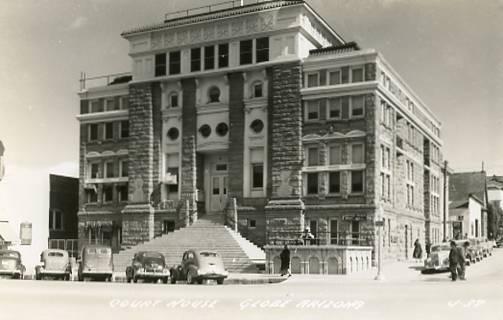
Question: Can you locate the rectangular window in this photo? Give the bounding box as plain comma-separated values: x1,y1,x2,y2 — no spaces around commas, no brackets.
118,184,128,202
155,53,167,77
351,95,365,117
307,147,319,166
103,185,113,203
89,124,99,141
250,148,264,190
329,145,342,165
105,98,117,111
104,122,114,140
386,174,391,199
329,70,341,85
120,160,128,177
218,43,229,68
240,39,253,65
166,153,179,193
351,67,364,82
307,73,319,88
204,46,215,70
306,100,319,120
248,219,257,228
386,148,391,169
120,96,129,110
351,144,364,164
253,83,263,98
328,98,341,119
191,48,201,72
351,170,364,193
90,100,102,113
169,51,181,75
329,172,341,194
90,163,100,179
307,173,319,195
120,120,129,138
105,161,114,178
87,189,98,203
256,37,269,63
170,93,179,108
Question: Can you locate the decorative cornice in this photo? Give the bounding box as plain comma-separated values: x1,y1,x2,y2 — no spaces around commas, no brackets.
76,110,129,124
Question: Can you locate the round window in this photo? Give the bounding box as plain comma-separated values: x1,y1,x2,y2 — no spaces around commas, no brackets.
216,123,229,137
167,127,179,140
208,86,220,103
250,119,264,134
199,124,211,138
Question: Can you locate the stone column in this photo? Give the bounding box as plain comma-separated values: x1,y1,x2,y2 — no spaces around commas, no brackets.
265,62,305,244
228,72,245,201
122,83,155,245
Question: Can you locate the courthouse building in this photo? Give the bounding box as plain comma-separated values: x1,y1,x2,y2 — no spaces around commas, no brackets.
77,0,446,262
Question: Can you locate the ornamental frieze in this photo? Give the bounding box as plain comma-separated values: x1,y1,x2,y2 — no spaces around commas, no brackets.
147,13,276,51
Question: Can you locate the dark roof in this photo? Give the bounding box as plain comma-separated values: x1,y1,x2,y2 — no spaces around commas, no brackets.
309,41,360,56
449,171,487,205
108,75,132,85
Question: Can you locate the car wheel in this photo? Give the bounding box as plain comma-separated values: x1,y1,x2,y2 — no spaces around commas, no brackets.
163,277,168,284
133,277,138,283
217,278,224,285
197,278,203,285
170,275,177,284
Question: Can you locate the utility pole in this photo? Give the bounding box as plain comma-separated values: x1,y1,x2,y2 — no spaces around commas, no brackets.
375,206,385,281
443,160,448,242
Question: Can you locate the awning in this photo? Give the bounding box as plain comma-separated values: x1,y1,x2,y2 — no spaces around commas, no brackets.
0,221,18,243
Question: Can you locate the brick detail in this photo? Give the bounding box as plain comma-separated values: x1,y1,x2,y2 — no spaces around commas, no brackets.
127,83,154,203
270,62,303,198
122,204,154,245
364,94,377,205
228,72,245,201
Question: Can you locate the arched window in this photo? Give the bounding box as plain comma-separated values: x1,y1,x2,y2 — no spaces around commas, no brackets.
168,91,179,108
251,81,263,98
208,86,220,103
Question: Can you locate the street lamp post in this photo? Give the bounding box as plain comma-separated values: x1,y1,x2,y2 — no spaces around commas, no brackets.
375,206,385,281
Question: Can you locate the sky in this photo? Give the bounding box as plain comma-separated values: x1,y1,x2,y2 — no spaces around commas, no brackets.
0,0,502,260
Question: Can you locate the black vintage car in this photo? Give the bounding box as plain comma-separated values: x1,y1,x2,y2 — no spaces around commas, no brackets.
126,251,169,284
0,250,25,279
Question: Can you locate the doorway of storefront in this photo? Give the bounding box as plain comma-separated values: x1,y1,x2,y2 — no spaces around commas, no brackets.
204,153,228,214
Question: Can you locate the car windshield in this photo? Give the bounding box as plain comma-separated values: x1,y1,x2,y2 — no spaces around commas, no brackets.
0,257,17,269
48,252,65,257
143,252,163,259
0,251,19,259
85,247,111,255
200,252,218,257
431,245,450,252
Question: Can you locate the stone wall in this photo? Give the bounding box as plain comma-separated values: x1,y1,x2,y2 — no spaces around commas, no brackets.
228,72,245,201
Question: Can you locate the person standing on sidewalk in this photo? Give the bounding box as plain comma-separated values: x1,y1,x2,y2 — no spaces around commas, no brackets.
457,241,469,280
448,240,463,281
413,239,423,262
279,244,292,277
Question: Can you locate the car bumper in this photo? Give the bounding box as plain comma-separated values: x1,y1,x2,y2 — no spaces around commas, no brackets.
0,270,22,278
81,270,113,277
136,271,169,278
197,272,228,279
38,269,71,276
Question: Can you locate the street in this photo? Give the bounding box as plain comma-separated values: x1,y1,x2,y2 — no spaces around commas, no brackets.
1,249,502,320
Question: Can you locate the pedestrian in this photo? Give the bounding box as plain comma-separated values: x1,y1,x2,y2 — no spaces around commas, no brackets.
448,240,462,281
425,240,432,258
279,244,291,277
413,239,423,262
301,227,315,245
458,241,469,280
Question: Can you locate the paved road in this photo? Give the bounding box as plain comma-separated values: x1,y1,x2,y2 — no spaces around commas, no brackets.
1,249,502,320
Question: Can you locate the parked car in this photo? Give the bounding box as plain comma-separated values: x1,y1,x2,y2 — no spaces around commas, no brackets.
496,238,503,248
468,239,484,261
422,243,451,273
170,250,228,285
0,250,25,279
78,245,113,282
480,238,493,257
35,249,72,280
126,251,169,284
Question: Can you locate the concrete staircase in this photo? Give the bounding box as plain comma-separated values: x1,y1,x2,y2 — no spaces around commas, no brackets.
113,215,265,273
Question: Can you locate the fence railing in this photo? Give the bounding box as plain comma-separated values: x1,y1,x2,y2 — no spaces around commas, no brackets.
164,0,264,21
79,72,132,91
267,231,373,246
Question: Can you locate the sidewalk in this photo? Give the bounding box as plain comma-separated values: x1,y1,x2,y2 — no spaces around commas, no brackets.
112,272,286,285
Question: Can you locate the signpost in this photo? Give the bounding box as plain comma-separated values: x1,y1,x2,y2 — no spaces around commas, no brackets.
375,207,385,281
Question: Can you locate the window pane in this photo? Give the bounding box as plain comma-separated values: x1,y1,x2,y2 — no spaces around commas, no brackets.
252,164,263,189
240,40,253,65
352,68,363,82
218,43,229,68
91,163,100,179
191,48,201,72
307,74,318,87
170,94,178,108
204,46,215,70
105,122,113,140
106,162,114,178
307,173,318,194
253,83,263,98
121,161,128,177
329,70,341,85
89,124,99,141
329,145,342,165
120,121,129,138
329,172,340,193
307,101,319,120
256,37,269,63
103,185,113,202
212,177,220,195
328,98,341,119
307,148,319,166
352,144,364,163
352,96,365,117
351,171,364,193
169,51,181,75
155,53,166,77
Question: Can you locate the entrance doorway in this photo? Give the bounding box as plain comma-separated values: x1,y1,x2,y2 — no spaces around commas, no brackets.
205,154,228,214
162,220,175,234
